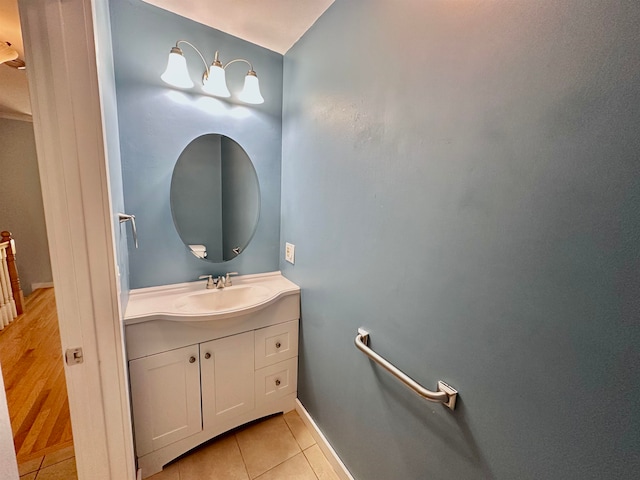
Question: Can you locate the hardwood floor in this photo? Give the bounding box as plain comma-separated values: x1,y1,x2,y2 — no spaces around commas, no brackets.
0,287,73,463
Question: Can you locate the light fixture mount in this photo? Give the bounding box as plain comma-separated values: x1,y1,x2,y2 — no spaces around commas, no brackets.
161,40,264,104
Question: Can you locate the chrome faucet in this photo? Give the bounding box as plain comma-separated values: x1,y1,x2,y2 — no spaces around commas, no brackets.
199,272,238,289
198,275,216,289
225,272,239,286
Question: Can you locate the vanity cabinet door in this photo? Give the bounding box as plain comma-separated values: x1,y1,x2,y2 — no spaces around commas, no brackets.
200,331,255,428
129,345,202,456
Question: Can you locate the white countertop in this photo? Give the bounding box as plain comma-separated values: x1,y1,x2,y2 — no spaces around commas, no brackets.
124,271,300,325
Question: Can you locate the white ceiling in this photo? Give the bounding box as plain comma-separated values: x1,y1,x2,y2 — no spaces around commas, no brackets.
143,0,334,54
0,0,30,119
0,0,334,120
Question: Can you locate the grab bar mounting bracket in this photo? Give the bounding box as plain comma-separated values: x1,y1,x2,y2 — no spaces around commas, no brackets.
437,381,458,411
358,328,369,346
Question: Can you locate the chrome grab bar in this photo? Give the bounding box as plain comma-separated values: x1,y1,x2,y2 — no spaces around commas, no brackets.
355,328,458,410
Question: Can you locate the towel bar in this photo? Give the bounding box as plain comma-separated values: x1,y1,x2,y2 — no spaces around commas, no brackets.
355,328,458,410
118,213,138,249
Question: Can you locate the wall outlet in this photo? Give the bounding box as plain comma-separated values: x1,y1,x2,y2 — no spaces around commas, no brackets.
285,242,295,264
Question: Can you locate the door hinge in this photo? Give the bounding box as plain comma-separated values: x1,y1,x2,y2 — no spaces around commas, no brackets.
65,347,84,365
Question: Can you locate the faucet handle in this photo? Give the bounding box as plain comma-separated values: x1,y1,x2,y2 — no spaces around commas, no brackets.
225,272,239,286
199,275,214,289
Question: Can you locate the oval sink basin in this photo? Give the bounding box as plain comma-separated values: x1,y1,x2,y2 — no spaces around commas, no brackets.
174,285,272,313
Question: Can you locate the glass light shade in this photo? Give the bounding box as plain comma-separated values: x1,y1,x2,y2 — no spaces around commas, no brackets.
238,72,264,104
161,48,194,89
0,42,19,64
202,64,231,97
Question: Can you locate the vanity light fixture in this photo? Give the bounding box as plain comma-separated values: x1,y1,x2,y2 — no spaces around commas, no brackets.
161,40,264,104
0,42,18,65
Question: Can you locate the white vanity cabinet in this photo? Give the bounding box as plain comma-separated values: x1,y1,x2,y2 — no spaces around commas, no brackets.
200,331,255,427
129,344,202,457
124,273,300,479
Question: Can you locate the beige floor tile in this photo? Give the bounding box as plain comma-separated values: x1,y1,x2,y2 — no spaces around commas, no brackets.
33,457,77,480
19,473,37,480
146,461,180,480
254,453,317,480
283,410,316,450
236,415,301,479
304,444,341,480
42,445,75,468
17,457,43,476
179,435,248,480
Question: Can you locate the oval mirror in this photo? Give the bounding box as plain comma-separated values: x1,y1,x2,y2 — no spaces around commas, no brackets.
170,134,260,263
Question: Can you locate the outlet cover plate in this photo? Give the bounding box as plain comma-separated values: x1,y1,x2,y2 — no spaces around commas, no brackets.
285,242,295,264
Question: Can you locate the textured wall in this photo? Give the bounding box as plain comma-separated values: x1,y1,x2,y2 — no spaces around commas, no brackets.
0,118,52,296
282,1,640,478
110,0,283,289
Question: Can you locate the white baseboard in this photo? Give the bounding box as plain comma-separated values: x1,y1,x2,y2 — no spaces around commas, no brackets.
31,282,54,290
295,399,355,480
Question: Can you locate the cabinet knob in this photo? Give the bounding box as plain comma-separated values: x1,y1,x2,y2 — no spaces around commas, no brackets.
189,356,196,363
275,379,281,386
275,341,281,349
204,352,211,359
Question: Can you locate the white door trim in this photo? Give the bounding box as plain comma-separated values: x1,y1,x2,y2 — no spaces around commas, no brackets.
17,0,135,479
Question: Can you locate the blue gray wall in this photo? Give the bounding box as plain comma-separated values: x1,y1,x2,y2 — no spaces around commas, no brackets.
281,1,640,479
0,118,52,296
110,0,282,289
94,0,130,310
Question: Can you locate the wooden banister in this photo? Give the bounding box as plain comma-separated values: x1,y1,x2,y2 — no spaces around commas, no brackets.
1,231,24,315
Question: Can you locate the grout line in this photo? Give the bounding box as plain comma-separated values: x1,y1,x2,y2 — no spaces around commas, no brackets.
298,446,321,480
252,451,319,480
41,455,76,469
22,455,77,480
248,452,298,479
238,415,303,479
233,433,251,479
282,411,305,451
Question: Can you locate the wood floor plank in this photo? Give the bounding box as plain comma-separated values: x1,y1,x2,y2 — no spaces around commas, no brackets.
0,288,74,462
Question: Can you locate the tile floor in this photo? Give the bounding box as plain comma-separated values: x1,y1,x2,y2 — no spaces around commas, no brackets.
18,445,77,480
17,410,340,480
148,410,340,480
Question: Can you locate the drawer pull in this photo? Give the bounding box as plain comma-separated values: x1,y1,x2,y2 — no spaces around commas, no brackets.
275,379,281,387
189,356,196,364
275,341,281,349
204,352,211,359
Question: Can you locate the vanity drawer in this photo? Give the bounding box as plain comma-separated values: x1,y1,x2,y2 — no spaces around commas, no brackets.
254,320,298,369
255,357,298,406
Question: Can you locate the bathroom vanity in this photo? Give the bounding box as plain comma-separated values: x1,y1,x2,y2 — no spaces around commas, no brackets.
124,272,300,478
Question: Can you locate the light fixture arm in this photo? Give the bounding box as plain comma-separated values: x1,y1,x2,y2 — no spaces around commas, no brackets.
223,58,255,72
175,40,210,75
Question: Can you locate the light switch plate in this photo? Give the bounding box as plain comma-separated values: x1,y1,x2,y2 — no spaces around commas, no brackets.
285,242,295,264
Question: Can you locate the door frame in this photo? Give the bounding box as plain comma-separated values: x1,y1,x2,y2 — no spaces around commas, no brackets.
14,0,135,478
